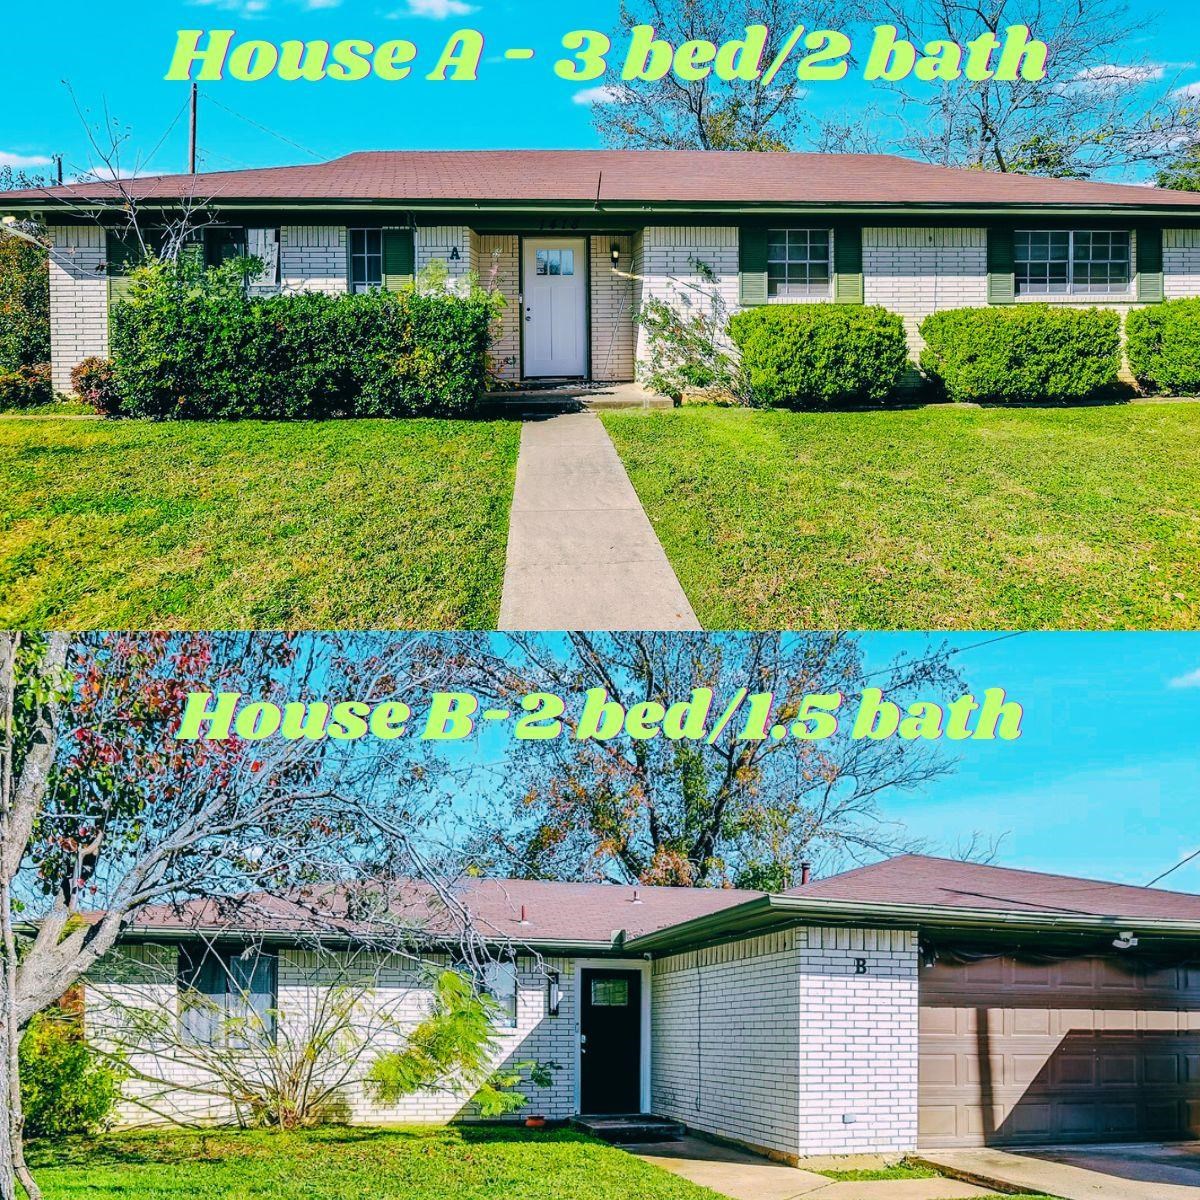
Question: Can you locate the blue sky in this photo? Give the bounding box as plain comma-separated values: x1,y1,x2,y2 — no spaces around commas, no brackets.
412,632,1200,893
1,0,1197,179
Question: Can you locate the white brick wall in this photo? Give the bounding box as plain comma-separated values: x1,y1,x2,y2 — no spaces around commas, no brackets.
796,926,919,1156
652,931,802,1159
87,945,577,1128
417,224,474,292
1164,228,1200,298
281,225,347,294
636,225,740,365
47,225,109,394
863,227,989,353
590,235,638,382
474,233,520,381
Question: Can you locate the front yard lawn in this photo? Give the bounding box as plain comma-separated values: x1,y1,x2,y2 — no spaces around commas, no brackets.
602,404,1200,630
0,417,520,629
27,1126,721,1200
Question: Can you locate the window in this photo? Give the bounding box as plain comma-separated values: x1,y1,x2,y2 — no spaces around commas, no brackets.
349,228,384,293
246,227,281,290
535,248,575,277
1014,230,1131,297
767,229,832,299
479,960,519,1029
178,945,277,1047
590,978,630,1007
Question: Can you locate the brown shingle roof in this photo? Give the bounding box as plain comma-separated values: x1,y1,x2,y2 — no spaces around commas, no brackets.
127,877,763,946
789,854,1200,921
4,150,1200,209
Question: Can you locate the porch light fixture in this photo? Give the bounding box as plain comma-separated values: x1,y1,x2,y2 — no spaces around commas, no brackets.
610,242,621,265
547,971,562,1016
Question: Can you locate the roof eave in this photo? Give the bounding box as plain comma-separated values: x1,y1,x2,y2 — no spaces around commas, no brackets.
621,894,1200,955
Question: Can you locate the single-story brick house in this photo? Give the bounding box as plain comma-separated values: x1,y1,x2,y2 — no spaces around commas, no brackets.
85,854,1200,1161
6,150,1200,393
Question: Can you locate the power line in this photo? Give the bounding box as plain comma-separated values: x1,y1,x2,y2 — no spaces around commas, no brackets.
860,631,1027,682
1146,847,1200,889
205,96,326,161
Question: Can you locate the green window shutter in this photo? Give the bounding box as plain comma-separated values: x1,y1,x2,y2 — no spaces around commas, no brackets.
987,226,1015,305
833,224,863,304
106,231,140,308
383,229,415,291
1136,226,1164,303
739,225,769,306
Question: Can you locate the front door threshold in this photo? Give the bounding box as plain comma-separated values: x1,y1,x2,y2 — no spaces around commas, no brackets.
571,1115,686,1144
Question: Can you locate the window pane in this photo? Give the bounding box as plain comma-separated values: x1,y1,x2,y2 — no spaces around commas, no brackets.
561,250,574,277
481,961,518,1028
766,228,832,298
536,250,549,276
591,978,630,1007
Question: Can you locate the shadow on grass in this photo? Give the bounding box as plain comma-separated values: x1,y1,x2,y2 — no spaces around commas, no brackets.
29,1123,597,1171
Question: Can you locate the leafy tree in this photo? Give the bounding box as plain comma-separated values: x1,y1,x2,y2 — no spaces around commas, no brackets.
1156,146,1200,192
0,633,485,1200
0,164,50,373
877,0,1193,177
589,0,851,151
444,632,961,889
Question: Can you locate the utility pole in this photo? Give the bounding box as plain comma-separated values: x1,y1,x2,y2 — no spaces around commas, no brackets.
54,156,63,186
188,84,198,174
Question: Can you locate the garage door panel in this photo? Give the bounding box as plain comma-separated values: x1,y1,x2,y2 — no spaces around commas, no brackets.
919,955,1200,1148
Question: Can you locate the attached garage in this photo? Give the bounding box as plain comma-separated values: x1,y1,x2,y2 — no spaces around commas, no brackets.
920,953,1200,1147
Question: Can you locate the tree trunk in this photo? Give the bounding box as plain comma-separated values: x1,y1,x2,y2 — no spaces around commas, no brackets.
0,972,17,1200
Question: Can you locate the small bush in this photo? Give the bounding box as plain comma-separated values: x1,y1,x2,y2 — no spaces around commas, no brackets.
110,259,497,420
19,1012,122,1138
71,356,121,414
1127,299,1200,396
0,362,53,410
920,305,1122,403
637,295,743,403
728,304,908,408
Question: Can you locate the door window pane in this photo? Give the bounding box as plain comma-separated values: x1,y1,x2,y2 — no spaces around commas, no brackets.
535,248,575,278
591,978,630,1007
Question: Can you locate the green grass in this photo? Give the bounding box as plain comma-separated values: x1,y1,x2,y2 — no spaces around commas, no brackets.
26,1127,722,1200
0,417,520,629
0,400,97,416
815,1158,941,1180
602,404,1200,630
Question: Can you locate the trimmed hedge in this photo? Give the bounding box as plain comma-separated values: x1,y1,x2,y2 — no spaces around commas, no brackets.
110,260,497,419
920,305,1122,404
728,304,908,408
1127,298,1200,395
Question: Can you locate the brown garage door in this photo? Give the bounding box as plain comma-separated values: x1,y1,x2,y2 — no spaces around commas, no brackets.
919,954,1200,1147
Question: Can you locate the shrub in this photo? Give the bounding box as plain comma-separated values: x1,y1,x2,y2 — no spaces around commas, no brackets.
728,304,908,408
1127,299,1200,395
71,357,121,414
109,259,497,419
0,362,53,410
919,305,1122,403
636,294,744,403
19,1012,122,1138
0,225,50,372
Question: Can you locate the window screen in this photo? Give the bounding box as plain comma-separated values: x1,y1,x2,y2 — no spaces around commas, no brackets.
767,229,832,298
178,946,278,1047
349,228,384,293
1014,230,1130,296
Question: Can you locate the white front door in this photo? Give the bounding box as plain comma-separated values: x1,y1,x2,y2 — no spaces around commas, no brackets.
523,238,588,378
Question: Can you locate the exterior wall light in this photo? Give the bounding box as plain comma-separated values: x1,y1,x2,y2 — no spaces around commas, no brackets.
610,242,621,265
547,970,562,1016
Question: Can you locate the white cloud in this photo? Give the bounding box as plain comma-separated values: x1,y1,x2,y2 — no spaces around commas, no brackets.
186,0,339,13
1073,63,1165,89
399,0,478,17
1175,81,1200,98
572,85,622,107
0,151,53,169
1169,667,1200,689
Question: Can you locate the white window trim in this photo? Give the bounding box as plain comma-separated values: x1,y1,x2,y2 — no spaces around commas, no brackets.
1014,228,1135,301
348,227,384,294
767,227,834,303
571,958,652,1116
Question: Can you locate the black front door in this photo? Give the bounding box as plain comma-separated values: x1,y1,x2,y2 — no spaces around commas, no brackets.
580,968,642,1115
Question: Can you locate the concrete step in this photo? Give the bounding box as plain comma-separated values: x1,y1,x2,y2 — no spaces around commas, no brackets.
572,1114,687,1144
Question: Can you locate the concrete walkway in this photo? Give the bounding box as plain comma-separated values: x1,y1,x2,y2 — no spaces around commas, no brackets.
921,1143,1200,1199
629,1139,997,1200
498,411,700,631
